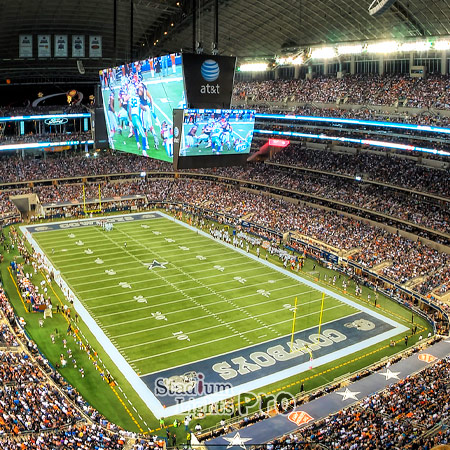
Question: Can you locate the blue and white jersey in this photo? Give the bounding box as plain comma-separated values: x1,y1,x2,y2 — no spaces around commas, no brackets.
128,95,141,117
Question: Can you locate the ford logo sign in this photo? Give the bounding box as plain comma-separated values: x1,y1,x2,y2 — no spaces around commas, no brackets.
44,117,68,126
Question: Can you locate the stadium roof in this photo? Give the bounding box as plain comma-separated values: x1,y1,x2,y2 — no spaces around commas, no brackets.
1,0,450,84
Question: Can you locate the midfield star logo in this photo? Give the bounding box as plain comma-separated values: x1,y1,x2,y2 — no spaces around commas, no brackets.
146,260,168,269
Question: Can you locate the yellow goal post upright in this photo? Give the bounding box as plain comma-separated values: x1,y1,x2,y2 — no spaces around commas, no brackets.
82,183,102,215
289,292,326,361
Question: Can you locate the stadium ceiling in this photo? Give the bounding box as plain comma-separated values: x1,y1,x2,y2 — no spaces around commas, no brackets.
1,0,450,84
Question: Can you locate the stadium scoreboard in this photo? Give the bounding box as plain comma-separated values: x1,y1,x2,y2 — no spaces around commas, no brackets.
99,53,255,168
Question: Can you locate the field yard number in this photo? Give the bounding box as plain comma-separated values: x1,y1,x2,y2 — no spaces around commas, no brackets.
283,303,296,312
75,240,84,246
165,238,175,243
151,311,167,321
134,295,147,303
152,231,161,235
196,255,206,261
257,289,270,297
105,269,116,276
141,224,149,229
179,246,190,251
234,276,246,284
214,265,225,272
68,233,76,238
84,249,93,255
173,331,190,341
95,258,104,264
119,282,132,289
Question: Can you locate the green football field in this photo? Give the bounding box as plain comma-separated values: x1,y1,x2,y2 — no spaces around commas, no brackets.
32,215,357,376
23,212,412,420
102,64,184,162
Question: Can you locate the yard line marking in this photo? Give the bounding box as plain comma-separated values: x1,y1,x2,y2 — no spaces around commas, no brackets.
71,263,264,286
105,293,326,332
79,275,299,301
94,284,311,314
93,227,251,346
60,256,257,276
128,304,348,362
114,230,283,341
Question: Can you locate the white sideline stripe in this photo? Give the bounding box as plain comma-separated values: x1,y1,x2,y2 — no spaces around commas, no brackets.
128,304,348,359
104,291,323,330
22,212,409,418
113,296,334,341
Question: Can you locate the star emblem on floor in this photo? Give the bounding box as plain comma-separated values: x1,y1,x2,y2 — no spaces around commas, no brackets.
223,432,252,449
146,260,168,269
379,368,401,380
336,387,360,401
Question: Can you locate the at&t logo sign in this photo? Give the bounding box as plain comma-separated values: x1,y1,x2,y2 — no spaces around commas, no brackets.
200,59,220,94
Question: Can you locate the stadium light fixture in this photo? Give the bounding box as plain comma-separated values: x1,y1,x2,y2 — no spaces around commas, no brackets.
276,55,304,65
311,47,335,59
366,41,399,53
435,40,450,50
337,44,364,55
239,63,268,72
399,41,432,52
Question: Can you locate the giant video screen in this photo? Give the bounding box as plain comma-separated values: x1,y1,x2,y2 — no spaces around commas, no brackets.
180,109,255,157
99,53,185,162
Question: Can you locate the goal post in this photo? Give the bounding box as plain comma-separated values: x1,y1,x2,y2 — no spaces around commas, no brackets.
82,184,102,215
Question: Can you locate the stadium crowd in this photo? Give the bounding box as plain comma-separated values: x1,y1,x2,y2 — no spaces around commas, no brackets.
25,177,447,297
0,152,448,237
251,104,450,128
0,154,167,184
0,104,87,117
208,164,449,235
263,356,450,449
0,132,92,145
0,148,447,296
233,74,450,109
271,146,449,198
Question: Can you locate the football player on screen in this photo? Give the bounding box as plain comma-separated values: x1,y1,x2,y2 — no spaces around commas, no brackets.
138,82,160,149
107,91,119,137
127,85,149,156
185,125,198,149
160,121,173,157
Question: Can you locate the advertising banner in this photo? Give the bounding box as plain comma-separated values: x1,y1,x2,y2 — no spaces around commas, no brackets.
182,53,236,109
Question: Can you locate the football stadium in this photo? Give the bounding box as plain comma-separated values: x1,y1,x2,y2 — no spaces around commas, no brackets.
0,1,449,449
